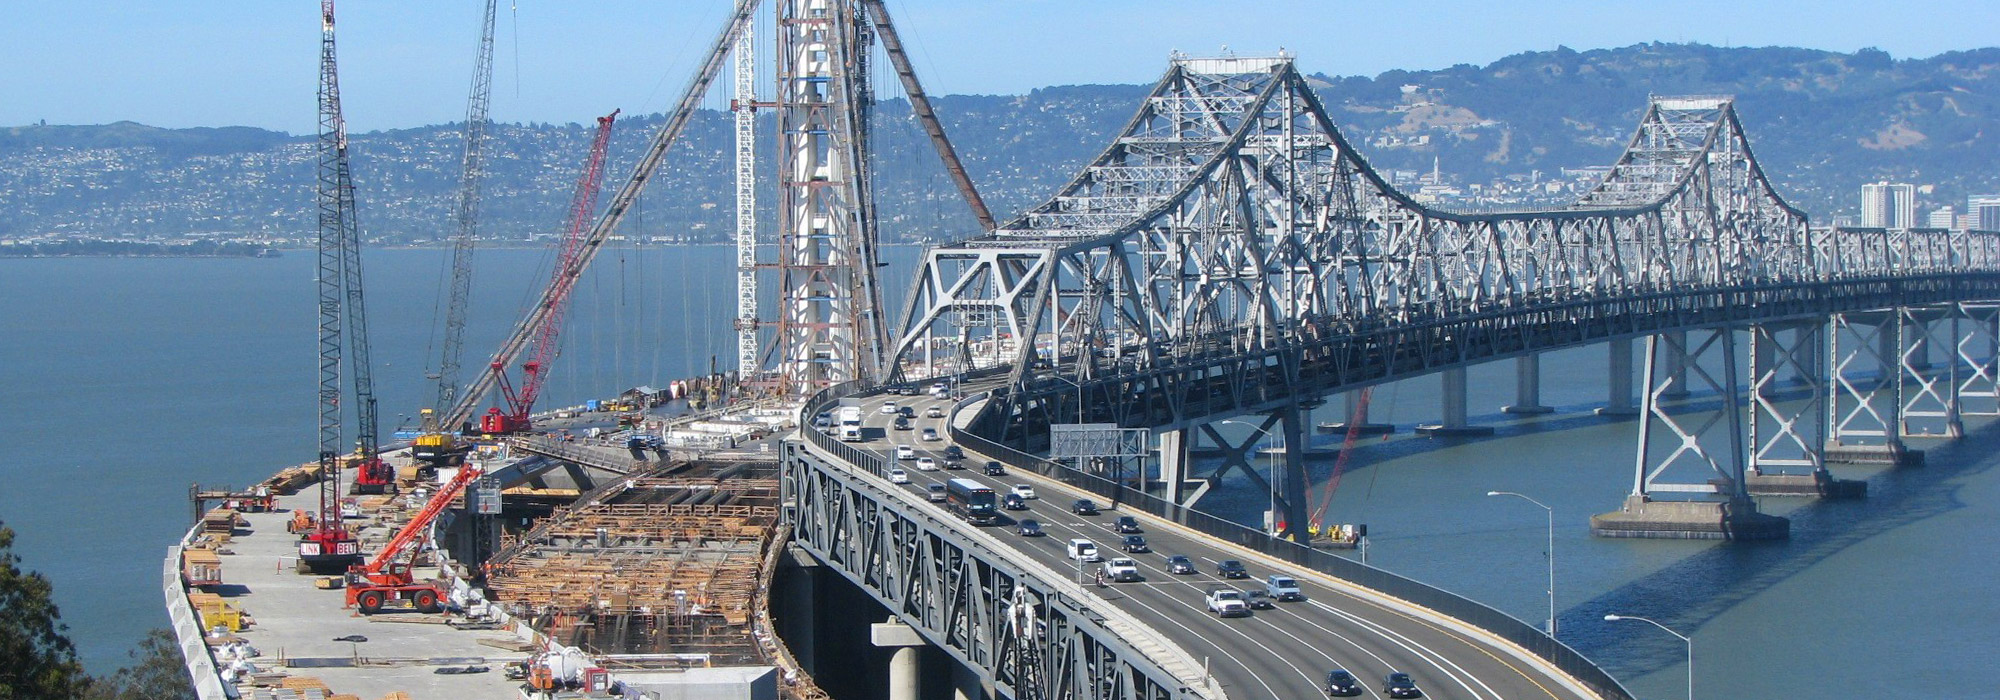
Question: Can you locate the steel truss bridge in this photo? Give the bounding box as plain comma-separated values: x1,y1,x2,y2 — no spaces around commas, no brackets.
772,53,2000,700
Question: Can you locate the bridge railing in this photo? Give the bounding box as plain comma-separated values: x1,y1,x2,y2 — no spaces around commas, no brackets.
800,380,890,478
948,392,1634,700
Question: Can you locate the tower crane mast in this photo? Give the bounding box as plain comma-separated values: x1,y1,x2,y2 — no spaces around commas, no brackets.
299,0,371,571
483,110,619,434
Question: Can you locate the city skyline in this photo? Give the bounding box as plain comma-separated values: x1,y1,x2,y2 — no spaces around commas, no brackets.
3,0,1998,133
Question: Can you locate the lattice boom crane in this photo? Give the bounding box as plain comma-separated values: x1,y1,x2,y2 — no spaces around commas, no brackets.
483,109,619,434
298,0,370,571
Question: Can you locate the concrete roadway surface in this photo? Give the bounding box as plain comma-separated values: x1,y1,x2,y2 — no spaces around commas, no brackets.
821,384,1597,700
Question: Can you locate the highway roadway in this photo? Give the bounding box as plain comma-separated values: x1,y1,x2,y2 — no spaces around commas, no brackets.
824,383,1598,700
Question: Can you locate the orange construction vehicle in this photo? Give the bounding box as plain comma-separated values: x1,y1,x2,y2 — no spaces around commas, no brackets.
343,462,484,614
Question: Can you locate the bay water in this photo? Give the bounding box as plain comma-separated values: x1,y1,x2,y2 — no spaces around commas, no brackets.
3,247,1994,698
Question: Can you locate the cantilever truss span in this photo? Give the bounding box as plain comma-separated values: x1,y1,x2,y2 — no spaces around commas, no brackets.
885,54,2000,438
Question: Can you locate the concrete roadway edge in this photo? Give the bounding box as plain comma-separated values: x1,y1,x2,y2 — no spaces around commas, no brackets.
946,399,1608,700
794,436,1228,700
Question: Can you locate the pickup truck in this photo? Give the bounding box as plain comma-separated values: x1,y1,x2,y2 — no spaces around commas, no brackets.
1102,558,1142,583
1205,588,1251,618
1265,575,1303,602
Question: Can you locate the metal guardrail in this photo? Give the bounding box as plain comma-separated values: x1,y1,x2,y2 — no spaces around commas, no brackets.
947,392,1637,700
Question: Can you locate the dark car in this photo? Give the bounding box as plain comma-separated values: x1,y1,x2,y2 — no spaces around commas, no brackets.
1324,669,1362,697
1216,560,1249,579
1120,534,1150,553
1244,590,1276,610
1003,494,1028,511
983,461,1005,476
943,458,963,470
893,416,912,430
1113,516,1141,533
1165,555,1197,575
943,445,964,460
1384,672,1422,699
899,406,915,417
1071,499,1099,516
1017,519,1043,537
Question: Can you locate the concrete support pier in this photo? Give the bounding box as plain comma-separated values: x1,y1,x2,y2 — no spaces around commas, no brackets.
1597,339,1640,417
1744,471,1867,499
1318,390,1395,435
1416,367,1495,436
1503,355,1554,414
873,619,925,700
1824,441,1925,467
1156,429,1189,505
1590,495,1789,540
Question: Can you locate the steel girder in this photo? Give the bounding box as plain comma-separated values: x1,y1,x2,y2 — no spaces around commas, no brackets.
885,53,2000,442
1748,323,1827,476
1631,329,1749,497
782,439,1216,700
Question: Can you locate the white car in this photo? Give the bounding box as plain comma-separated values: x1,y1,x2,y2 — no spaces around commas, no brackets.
916,457,938,471
1011,484,1037,500
1103,558,1141,583
887,468,910,484
921,428,941,442
879,401,900,415
929,382,948,396
925,406,945,418
895,445,916,460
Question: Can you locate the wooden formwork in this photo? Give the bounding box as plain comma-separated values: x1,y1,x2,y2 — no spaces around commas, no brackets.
480,462,786,660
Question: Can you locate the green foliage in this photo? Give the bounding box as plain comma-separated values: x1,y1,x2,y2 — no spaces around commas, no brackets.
82,630,195,700
0,523,88,700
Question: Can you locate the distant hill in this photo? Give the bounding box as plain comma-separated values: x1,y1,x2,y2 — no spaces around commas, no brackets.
2,43,1996,243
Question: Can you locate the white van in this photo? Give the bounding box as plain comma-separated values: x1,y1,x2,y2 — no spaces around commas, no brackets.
1066,538,1102,563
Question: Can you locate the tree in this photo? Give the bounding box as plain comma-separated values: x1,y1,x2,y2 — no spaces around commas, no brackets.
84,629,196,700
0,522,88,700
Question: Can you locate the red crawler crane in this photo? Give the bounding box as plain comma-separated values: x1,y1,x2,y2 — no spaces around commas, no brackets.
345,461,484,613
482,110,619,434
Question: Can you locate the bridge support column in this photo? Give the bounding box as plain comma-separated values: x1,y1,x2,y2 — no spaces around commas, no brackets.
1597,340,1640,417
1792,324,1822,385
1416,368,1494,436
873,619,925,700
1320,390,1394,435
1828,312,1921,466
1952,302,2000,417
1503,355,1554,414
1658,330,1692,399
1592,328,1788,540
1278,405,1310,545
1155,429,1200,507
1746,323,1863,498
1899,305,1963,439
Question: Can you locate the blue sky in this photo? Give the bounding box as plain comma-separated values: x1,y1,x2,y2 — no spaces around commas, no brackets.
4,1,1995,133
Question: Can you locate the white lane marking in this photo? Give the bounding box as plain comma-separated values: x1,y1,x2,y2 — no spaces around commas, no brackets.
1007,497,1324,695
1312,600,1500,700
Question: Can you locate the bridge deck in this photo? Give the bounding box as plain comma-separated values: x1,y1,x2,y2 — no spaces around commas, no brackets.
817,383,1601,700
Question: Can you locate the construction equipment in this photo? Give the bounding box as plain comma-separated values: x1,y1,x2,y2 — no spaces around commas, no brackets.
481,110,618,435
431,0,499,421
345,461,485,614
440,4,759,431
1308,388,1371,538
411,408,469,476
300,0,367,570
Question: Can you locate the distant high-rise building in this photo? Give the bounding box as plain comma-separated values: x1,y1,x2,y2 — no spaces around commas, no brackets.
1969,194,2000,231
1929,206,1957,229
1861,181,1916,228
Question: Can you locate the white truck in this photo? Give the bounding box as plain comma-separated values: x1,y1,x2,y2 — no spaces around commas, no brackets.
1102,558,1141,583
837,404,865,442
1205,588,1251,618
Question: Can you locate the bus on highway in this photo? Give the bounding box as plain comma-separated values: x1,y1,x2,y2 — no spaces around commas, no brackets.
945,478,998,525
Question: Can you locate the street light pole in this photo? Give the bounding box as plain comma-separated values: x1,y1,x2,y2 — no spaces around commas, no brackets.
1604,614,1692,700
1487,490,1556,637
1219,419,1282,536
